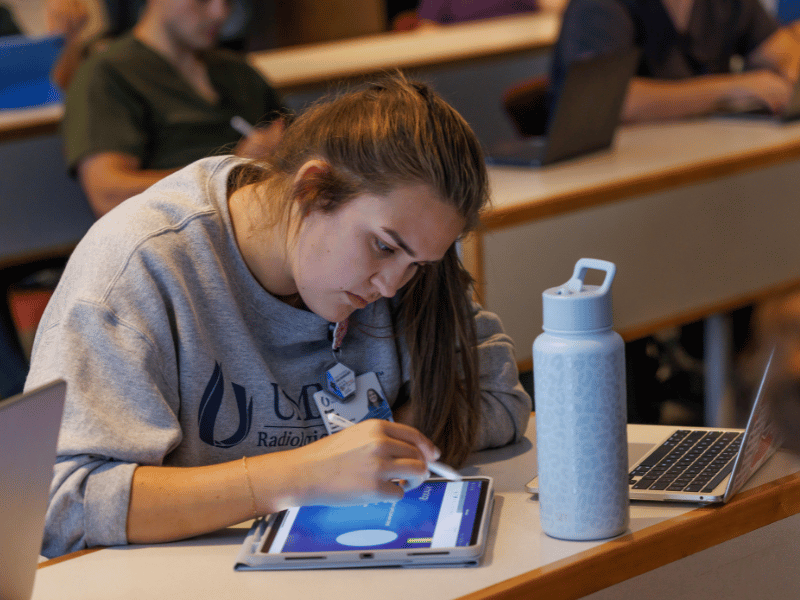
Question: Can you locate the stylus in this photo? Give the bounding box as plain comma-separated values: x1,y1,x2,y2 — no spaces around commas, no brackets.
326,413,463,481
230,115,255,136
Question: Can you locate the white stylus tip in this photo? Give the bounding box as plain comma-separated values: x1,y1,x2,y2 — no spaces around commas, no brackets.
230,115,254,136
427,461,463,481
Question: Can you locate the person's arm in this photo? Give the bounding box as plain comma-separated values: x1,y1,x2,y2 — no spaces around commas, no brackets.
51,33,87,89
126,419,438,544
30,268,439,552
622,70,795,123
470,307,533,450
77,152,177,217
46,0,90,89
749,24,800,82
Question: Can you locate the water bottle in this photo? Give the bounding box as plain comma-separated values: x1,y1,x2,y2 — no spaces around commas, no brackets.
533,258,629,540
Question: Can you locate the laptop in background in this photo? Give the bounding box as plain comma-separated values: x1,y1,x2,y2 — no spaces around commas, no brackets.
0,380,66,600
0,34,65,110
527,350,783,504
485,48,640,167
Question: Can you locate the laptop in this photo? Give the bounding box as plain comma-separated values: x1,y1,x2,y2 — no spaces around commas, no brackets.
0,34,65,110
485,48,640,167
526,350,783,504
0,380,66,600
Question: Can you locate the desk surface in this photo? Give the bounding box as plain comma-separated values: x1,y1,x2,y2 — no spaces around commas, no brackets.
249,12,559,93
485,117,800,229
465,118,800,365
0,103,63,141
33,421,800,600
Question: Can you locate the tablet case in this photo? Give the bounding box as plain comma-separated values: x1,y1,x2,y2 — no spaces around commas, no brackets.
234,477,494,570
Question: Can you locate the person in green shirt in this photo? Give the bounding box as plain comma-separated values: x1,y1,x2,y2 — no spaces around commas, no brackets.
62,0,286,217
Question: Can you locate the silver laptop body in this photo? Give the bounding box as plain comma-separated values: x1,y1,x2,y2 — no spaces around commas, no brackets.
0,380,66,600
527,351,782,504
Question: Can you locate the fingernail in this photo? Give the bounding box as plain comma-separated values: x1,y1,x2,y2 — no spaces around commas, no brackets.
432,446,442,461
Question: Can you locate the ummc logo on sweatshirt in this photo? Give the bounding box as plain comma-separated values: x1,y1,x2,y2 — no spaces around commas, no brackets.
197,363,327,449
198,363,253,448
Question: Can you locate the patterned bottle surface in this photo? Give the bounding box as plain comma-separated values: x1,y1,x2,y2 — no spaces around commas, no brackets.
533,331,629,540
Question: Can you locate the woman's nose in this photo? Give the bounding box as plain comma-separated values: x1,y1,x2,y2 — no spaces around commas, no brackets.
372,264,407,298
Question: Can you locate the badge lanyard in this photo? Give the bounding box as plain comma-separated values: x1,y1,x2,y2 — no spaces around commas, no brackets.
315,318,395,432
325,318,357,400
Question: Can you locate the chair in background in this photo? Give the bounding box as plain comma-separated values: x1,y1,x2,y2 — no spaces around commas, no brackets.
0,300,28,398
0,131,95,399
0,258,65,399
501,74,550,137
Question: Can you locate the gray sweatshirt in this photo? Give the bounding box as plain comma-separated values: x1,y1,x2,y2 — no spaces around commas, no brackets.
25,156,531,558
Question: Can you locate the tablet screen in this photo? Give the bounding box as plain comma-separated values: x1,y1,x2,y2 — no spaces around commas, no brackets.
262,478,489,554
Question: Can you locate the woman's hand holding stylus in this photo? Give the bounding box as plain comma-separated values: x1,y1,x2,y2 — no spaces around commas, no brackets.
246,419,440,511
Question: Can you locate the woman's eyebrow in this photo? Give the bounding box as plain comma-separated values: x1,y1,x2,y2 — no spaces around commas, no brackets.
380,227,442,265
381,227,417,258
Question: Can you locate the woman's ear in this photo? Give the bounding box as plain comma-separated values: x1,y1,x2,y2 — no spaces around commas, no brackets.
293,159,329,185
292,159,330,217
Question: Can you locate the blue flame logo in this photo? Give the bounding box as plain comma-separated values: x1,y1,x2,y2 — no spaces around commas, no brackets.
198,363,253,448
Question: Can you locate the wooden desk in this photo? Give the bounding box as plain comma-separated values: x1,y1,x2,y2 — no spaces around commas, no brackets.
33,420,800,600
248,12,559,94
467,119,800,379
0,104,62,142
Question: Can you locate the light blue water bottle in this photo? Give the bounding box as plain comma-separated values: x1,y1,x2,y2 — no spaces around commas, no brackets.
533,258,629,540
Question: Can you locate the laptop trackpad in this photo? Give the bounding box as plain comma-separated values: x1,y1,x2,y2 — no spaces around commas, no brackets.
629,442,654,468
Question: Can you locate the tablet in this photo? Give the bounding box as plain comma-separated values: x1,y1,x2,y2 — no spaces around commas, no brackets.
234,477,494,570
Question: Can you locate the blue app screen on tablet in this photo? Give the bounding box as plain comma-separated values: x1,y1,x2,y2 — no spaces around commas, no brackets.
266,480,485,553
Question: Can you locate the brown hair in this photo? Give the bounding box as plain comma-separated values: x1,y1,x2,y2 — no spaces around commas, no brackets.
237,74,489,466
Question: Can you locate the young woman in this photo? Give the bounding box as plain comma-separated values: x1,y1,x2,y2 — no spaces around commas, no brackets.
27,76,531,558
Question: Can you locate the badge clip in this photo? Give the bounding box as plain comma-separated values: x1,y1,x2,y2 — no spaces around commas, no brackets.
325,361,357,400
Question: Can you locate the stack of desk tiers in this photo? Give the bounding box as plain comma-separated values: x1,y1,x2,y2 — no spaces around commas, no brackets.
34,419,800,600
0,11,560,142
248,12,559,93
464,118,800,369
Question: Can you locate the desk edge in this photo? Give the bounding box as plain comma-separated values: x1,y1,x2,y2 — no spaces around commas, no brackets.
483,139,800,231
458,471,800,600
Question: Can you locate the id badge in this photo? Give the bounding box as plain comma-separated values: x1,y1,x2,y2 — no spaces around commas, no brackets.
314,372,394,435
324,319,357,401
325,362,356,400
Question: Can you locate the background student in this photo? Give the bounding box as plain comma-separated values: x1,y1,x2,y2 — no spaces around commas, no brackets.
27,76,532,558
45,0,90,89
550,0,800,122
537,0,800,425
416,0,540,25
62,0,286,217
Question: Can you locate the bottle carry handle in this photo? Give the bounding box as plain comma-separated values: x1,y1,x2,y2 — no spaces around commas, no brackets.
563,258,616,294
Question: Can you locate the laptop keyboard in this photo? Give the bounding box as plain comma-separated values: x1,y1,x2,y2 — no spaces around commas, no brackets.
629,430,743,494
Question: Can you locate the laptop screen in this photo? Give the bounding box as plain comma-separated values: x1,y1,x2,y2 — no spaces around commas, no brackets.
0,34,65,109
0,380,65,600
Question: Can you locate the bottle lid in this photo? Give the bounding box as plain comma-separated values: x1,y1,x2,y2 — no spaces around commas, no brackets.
542,258,616,332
